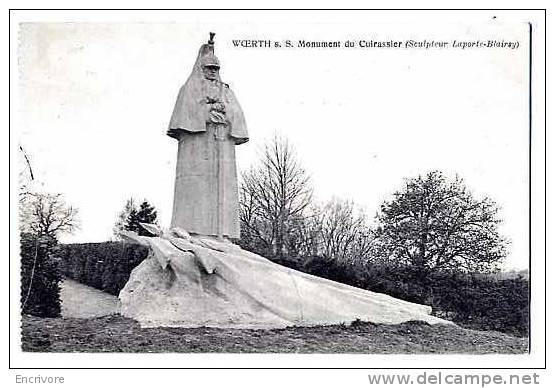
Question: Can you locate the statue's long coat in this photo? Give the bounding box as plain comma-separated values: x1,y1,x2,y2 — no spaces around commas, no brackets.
168,42,248,239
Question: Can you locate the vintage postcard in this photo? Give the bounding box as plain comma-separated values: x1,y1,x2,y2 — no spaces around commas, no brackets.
8,8,547,380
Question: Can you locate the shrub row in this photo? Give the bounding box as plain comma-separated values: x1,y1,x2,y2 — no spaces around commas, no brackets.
58,242,148,296
274,255,529,337
20,233,61,318
56,240,528,336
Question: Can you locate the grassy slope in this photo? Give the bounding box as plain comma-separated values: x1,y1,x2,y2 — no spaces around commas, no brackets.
21,314,527,354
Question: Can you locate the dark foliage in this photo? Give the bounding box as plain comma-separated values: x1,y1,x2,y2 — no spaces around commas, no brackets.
239,168,524,336
58,242,149,296
56,238,527,336
124,200,158,237
20,233,61,317
284,256,529,337
430,274,529,337
374,171,507,273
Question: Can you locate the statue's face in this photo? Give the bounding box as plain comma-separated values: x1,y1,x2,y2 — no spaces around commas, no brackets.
202,65,219,81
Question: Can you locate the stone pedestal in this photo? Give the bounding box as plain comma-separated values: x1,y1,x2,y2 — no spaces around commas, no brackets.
119,229,452,329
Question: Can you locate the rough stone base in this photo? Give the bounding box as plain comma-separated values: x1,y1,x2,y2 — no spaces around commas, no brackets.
119,231,452,329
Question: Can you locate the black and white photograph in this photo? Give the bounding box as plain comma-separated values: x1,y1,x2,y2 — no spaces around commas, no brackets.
8,7,547,379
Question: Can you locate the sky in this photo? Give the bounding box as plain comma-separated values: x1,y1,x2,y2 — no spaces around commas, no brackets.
16,13,530,270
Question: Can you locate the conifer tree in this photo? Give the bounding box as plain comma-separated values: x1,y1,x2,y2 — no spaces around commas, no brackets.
123,199,158,237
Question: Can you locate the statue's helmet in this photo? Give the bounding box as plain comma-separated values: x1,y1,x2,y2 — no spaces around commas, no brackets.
201,52,220,68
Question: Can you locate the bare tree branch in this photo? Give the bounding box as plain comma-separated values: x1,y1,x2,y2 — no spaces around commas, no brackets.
238,135,313,258
20,192,79,238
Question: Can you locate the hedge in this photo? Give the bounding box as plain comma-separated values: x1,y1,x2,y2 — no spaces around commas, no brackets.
56,240,528,336
275,255,529,337
20,233,61,318
58,242,148,296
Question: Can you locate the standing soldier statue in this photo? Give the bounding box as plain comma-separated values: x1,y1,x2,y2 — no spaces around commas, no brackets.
119,33,450,330
167,33,248,240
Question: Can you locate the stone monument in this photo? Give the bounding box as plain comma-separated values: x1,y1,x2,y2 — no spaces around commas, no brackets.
167,32,248,239
118,34,451,329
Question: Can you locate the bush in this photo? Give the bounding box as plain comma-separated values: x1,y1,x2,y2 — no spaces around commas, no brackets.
431,274,529,337
20,233,61,317
58,242,148,296
274,255,529,337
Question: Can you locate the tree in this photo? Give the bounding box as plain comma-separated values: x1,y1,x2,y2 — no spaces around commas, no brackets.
18,146,78,318
20,233,61,317
239,135,313,258
113,198,136,239
123,199,158,237
374,171,507,273
319,198,374,265
285,205,322,258
20,192,79,238
19,192,78,315
19,192,77,318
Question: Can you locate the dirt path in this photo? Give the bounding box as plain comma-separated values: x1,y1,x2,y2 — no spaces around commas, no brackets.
60,278,120,318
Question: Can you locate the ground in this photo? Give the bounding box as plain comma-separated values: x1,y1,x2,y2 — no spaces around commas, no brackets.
20,279,528,354
21,314,527,354
60,278,120,318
